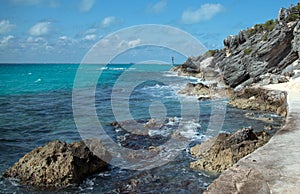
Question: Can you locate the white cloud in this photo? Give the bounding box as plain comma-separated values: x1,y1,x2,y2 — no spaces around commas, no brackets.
28,21,51,36
83,34,96,41
101,16,116,28
84,28,97,34
26,36,47,43
0,35,14,46
118,38,141,48
148,0,167,13
78,0,95,12
181,3,224,24
59,36,68,41
0,20,15,34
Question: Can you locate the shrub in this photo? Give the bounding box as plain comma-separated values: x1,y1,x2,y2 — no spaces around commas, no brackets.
262,32,269,41
244,48,252,55
247,19,277,37
205,49,218,57
287,13,298,22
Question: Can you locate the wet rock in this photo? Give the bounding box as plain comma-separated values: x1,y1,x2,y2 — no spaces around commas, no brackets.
229,87,288,116
198,95,211,101
3,139,111,188
190,127,270,173
179,82,210,96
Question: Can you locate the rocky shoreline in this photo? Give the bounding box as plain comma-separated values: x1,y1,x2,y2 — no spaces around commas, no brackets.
2,2,300,192
173,3,300,193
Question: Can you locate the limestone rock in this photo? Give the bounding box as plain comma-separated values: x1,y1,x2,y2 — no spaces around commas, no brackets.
229,87,288,116
178,82,210,96
173,4,300,89
3,139,111,188
190,127,270,173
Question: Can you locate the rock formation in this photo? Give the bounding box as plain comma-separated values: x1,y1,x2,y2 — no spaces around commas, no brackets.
229,87,288,116
3,139,111,188
172,3,300,90
190,127,270,173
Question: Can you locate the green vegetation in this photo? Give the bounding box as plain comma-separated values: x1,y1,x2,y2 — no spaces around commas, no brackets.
287,3,300,22
287,13,299,22
262,32,269,41
204,49,218,57
247,19,278,37
243,48,252,56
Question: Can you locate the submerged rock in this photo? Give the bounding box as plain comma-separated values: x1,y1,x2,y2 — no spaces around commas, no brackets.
3,139,111,188
190,127,270,173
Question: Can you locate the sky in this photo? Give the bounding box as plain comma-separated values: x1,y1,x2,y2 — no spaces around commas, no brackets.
0,0,299,63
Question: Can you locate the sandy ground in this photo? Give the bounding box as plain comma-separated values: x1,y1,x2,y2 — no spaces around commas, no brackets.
205,77,300,194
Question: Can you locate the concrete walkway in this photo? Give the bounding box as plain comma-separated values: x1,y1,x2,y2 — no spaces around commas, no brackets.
205,82,300,194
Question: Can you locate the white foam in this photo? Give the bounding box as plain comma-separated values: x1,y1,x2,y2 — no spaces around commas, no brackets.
148,126,172,137
34,78,41,83
97,67,136,71
179,121,202,140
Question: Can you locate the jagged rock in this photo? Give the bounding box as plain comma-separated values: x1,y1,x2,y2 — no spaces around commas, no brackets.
190,127,270,173
182,57,200,73
3,139,111,188
278,7,290,25
229,87,287,116
178,82,210,96
174,4,300,89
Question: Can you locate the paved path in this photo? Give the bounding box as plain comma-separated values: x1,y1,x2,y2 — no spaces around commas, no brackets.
205,86,300,194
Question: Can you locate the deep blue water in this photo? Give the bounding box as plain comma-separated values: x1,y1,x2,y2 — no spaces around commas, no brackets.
0,63,285,193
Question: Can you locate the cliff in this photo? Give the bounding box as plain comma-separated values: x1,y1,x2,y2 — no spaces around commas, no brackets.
173,3,300,90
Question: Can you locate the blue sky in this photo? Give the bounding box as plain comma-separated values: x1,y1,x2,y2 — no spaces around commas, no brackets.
0,0,298,63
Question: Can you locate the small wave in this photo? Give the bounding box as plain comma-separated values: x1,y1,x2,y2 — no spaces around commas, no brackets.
163,72,178,77
97,67,136,71
28,72,32,75
34,78,41,83
79,177,96,192
179,122,202,140
142,84,171,90
148,126,172,137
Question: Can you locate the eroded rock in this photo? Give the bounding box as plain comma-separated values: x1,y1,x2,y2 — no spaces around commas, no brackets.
3,139,111,188
229,87,288,116
190,127,270,173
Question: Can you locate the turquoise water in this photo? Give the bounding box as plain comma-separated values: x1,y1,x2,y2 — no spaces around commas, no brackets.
0,64,78,95
0,63,285,193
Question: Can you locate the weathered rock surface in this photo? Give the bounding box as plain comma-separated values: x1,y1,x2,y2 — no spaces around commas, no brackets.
190,127,270,173
229,87,288,116
3,139,111,188
173,4,300,90
178,82,211,96
204,90,300,194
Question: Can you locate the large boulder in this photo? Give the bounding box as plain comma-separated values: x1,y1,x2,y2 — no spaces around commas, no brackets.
190,127,270,173
3,139,111,188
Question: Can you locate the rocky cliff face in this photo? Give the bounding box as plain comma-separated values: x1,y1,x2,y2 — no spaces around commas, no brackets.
173,3,300,90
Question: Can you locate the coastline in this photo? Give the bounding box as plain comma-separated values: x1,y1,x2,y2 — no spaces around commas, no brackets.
204,77,300,193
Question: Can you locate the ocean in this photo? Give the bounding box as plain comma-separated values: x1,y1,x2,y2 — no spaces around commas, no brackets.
0,63,285,193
